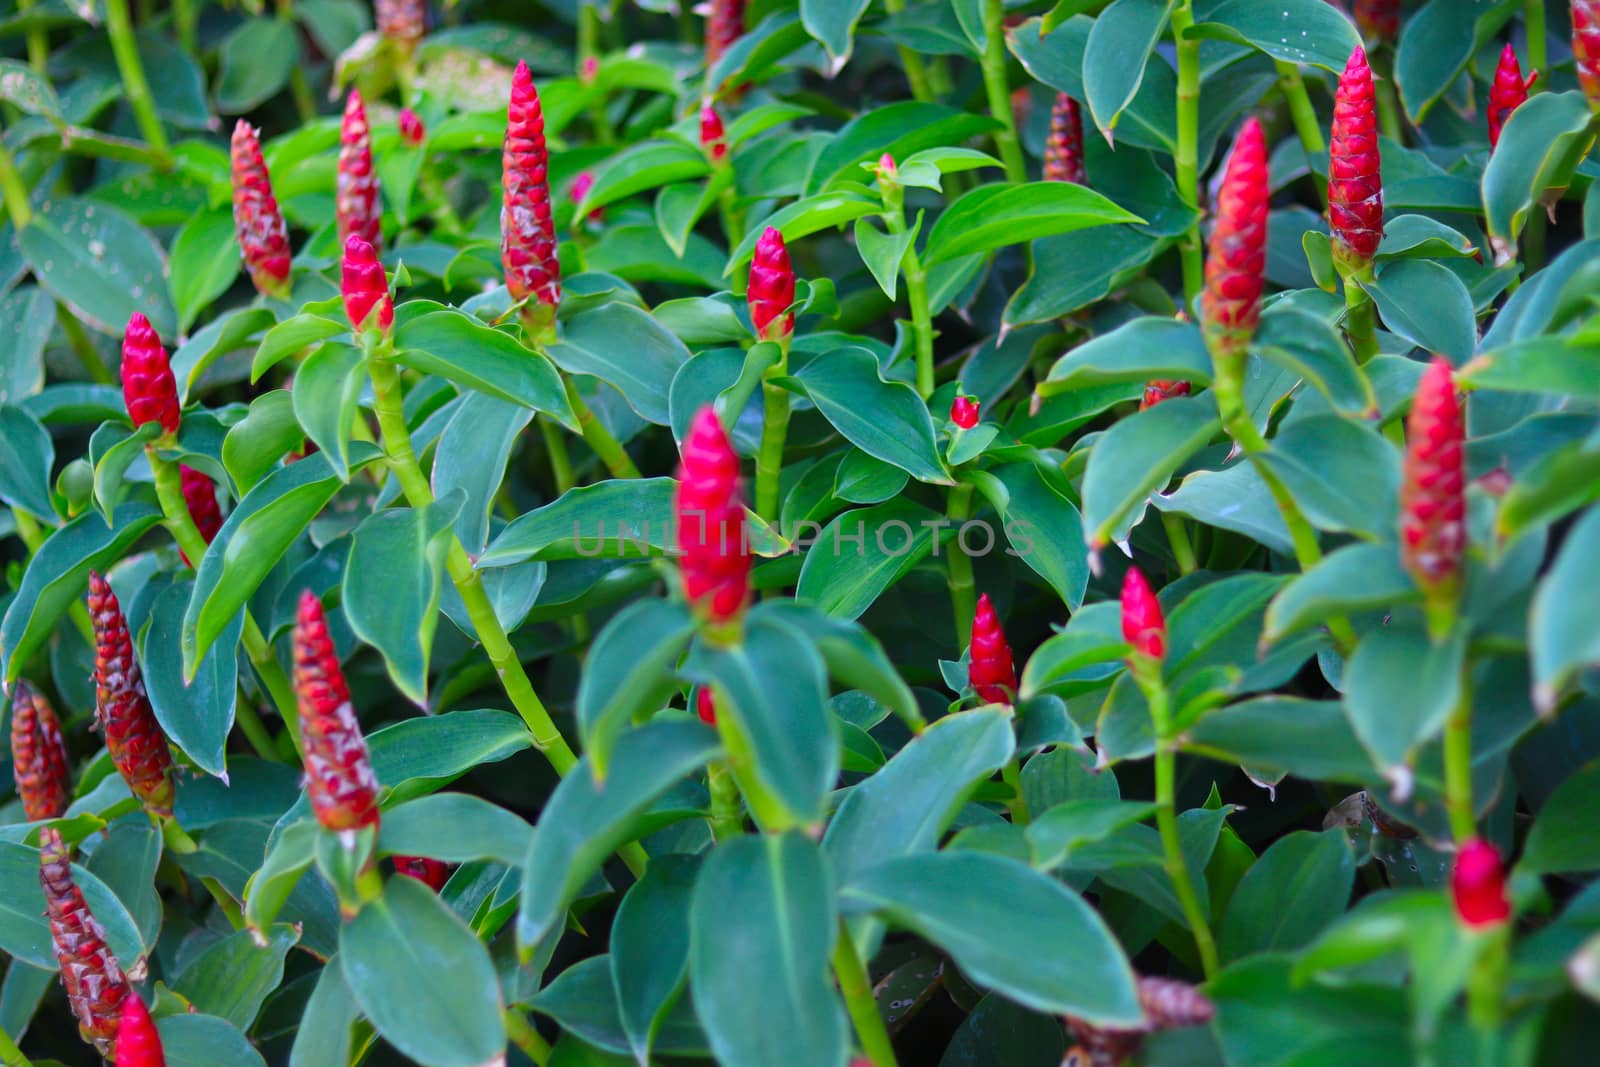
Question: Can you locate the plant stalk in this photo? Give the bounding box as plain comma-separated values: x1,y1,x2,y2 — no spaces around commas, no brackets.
980,0,1027,184
57,306,113,384
578,3,616,145
1343,269,1380,364
537,417,575,495
882,0,935,102
1276,60,1329,208
1161,512,1198,575
1001,761,1030,824
563,377,641,480
754,343,791,521
1144,676,1219,979
945,483,976,648
15,0,47,74
0,142,33,227
884,196,936,398
1443,664,1476,842
504,1010,552,1066
171,0,196,54
1172,1,1204,306
1525,0,1547,83
833,921,898,1067
707,760,744,841
102,0,171,167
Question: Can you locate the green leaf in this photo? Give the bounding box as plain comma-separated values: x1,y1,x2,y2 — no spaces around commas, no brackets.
518,719,719,950
789,347,950,484
169,208,242,334
854,216,918,301
1083,0,1172,140
173,307,276,401
1040,316,1211,395
968,463,1090,611
1255,414,1399,540
342,494,462,704
1219,831,1354,962
1530,506,1600,710
796,499,952,619
0,405,55,519
433,392,534,554
1025,799,1157,870
138,580,243,777
243,821,317,933
157,1014,269,1067
215,16,297,112
1008,15,1175,154
1,502,161,683
841,851,1141,1025
577,141,711,218
1395,0,1517,123
220,390,303,495
90,421,158,523
1263,542,1417,642
251,313,348,383
1185,697,1376,785
0,286,53,406
1186,0,1360,72
804,102,1000,195
1153,463,1294,556
801,0,870,64
1081,393,1220,549
578,599,697,778
364,709,534,801
0,840,146,971
341,876,505,1067
725,190,881,273
1521,761,1600,874
544,302,691,426
921,182,1141,266
1462,339,1600,399
1004,226,1164,327
393,310,576,424
376,793,533,867
611,853,699,1065
1344,621,1467,782
1255,303,1377,417
172,924,299,1030
752,602,921,729
531,956,707,1058
1482,91,1596,243
291,959,358,1067
690,833,849,1067
19,197,175,337
1376,214,1479,261
0,58,59,118
1363,259,1477,363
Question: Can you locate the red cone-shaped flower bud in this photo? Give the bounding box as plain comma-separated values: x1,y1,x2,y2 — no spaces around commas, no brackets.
696,687,718,725
951,394,980,430
675,408,750,625
700,104,728,163
969,593,1017,706
1202,117,1269,368
121,313,179,437
294,592,380,833
1578,0,1600,110
1353,0,1399,41
114,992,165,1067
1399,357,1465,623
88,572,174,818
1121,566,1166,663
1043,92,1086,184
230,121,292,298
375,0,424,51
399,107,426,146
337,91,381,249
341,235,393,334
40,827,129,1057
582,56,599,84
10,679,71,822
1141,380,1192,410
1452,838,1511,928
502,61,561,336
178,465,221,568
393,855,450,891
1328,48,1384,273
706,0,746,71
1488,43,1537,150
749,227,795,343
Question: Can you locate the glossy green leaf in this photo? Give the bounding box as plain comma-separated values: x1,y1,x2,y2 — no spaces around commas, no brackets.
1081,393,1220,550
169,207,242,334
921,182,1141,266
290,959,359,1067
968,463,1090,611
291,343,365,483
612,853,699,1065
789,347,950,484
802,0,871,63
725,190,881,272
1083,0,1172,140
1219,831,1354,962
0,840,146,971
1521,761,1600,874
393,310,576,424
1187,0,1360,72
1344,622,1467,781
1395,0,1517,123
157,1014,269,1067
376,793,533,867
1256,414,1400,540
250,313,348,383
220,390,303,494
796,499,952,619
173,924,299,1030
215,16,297,112
18,198,175,337
433,392,533,553
1263,541,1417,642
578,599,697,778
0,405,55,519
577,141,711,218
1530,506,1600,710
1185,697,1376,784
1039,316,1212,395
544,302,690,425
804,102,1001,195
1482,91,1596,243
138,580,243,777
0,286,53,406
1363,259,1477,363
854,216,918,301
751,602,922,729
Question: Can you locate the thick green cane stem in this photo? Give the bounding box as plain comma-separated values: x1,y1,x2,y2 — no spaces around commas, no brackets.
755,341,791,521
15,0,47,74
707,761,744,841
1343,268,1380,364
171,0,196,53
1172,2,1204,305
578,3,616,145
1374,66,1404,143
505,1010,552,1066
233,684,283,762
980,0,1027,184
1444,665,1476,842
945,484,976,648
537,417,575,495
0,142,32,227
882,0,935,102
883,193,937,398
1162,512,1198,574
103,0,171,167
1525,0,1547,83
1276,60,1329,209
833,921,898,1067
1001,761,1030,824
563,378,641,480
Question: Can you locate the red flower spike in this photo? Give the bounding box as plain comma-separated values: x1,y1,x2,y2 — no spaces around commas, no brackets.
1141,380,1192,410
40,827,130,1057
501,61,561,336
294,591,381,834
393,855,450,891
1328,48,1384,274
115,992,165,1067
969,594,1017,706
341,235,394,334
375,0,424,51
749,227,795,343
1202,117,1269,367
1353,0,1399,41
121,313,179,437
1579,0,1600,110
705,0,746,71
696,687,717,725
1452,838,1511,928
951,395,979,429
1399,357,1465,620
399,108,426,146
1488,43,1537,150
88,572,175,818
1121,566,1166,663
700,104,728,163
10,679,71,822
230,121,292,299
337,91,381,249
674,408,750,626
177,465,221,567
1042,92,1086,184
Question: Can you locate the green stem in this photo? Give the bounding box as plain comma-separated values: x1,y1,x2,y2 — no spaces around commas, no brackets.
103,0,171,167
832,922,897,1067
717,180,744,251
1161,512,1198,575
1276,60,1328,207
57,305,113,385
578,3,616,145
1144,676,1219,979
15,0,47,75
233,688,283,762
980,0,1027,184
945,484,976,648
171,0,196,53
1374,65,1403,143
0,142,32,227
1172,1,1203,306
12,509,96,648
1525,0,1547,83
755,348,791,521
1466,925,1509,1041
564,379,641,480
504,1010,552,1066
1000,761,1030,824
884,197,936,398
1343,271,1380,364
0,1023,33,1067
707,760,744,841
882,0,934,102
1443,663,1475,842
537,417,575,495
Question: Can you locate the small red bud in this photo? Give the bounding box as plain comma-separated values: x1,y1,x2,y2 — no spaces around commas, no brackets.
230,121,292,299
1141,380,1192,410
1399,357,1465,625
502,61,561,338
1451,838,1511,928
88,572,175,818
700,104,728,163
705,0,746,71
341,235,394,334
1120,566,1166,663
1488,43,1535,150
114,992,165,1067
581,56,599,84
9,679,72,822
749,227,795,343
1328,48,1384,274
696,687,717,725
969,594,1017,706
1202,117,1268,366
293,591,381,833
675,408,749,626
120,313,179,437
178,465,221,567
398,108,426,146
40,827,130,1056
337,91,381,249
1042,92,1086,184
393,855,450,891
950,395,979,429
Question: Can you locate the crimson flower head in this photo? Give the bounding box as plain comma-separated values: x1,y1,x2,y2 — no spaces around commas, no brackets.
1328,48,1383,274
1488,43,1537,150
706,0,746,71
1043,92,1086,184
1353,0,1399,41
696,687,717,725
121,313,179,437
675,407,749,628
341,235,393,334
1202,117,1269,367
398,107,426,146
502,60,561,339
969,593,1017,706
10,679,72,822
749,227,795,343
337,91,381,249
951,394,979,430
700,104,728,163
178,465,221,567
294,591,381,834
114,992,165,1067
1399,357,1465,635
582,56,599,84
88,572,175,818
1452,838,1511,928
40,827,129,1057
393,855,450,892
1141,380,1192,410
230,120,292,299
1121,566,1166,663
375,0,424,52
1579,1,1600,110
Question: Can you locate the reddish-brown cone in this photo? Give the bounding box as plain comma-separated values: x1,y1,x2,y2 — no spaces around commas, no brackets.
697,687,718,725
230,121,292,298
675,408,749,626
1328,48,1384,274
114,992,165,1067
88,573,174,818
178,465,221,568
501,61,561,337
1353,0,1400,41
1452,838,1511,928
10,679,71,822
700,104,729,163
1579,0,1600,110
1141,380,1192,410
40,827,130,1056
337,91,381,249
1202,117,1269,369
393,855,450,891
1399,357,1465,632
1488,43,1537,150
375,0,424,51
1121,566,1166,663
398,108,426,146
951,394,979,429
1043,93,1086,184
969,594,1018,706
705,0,746,71
341,235,394,334
293,591,381,833
749,227,795,343
121,313,179,437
